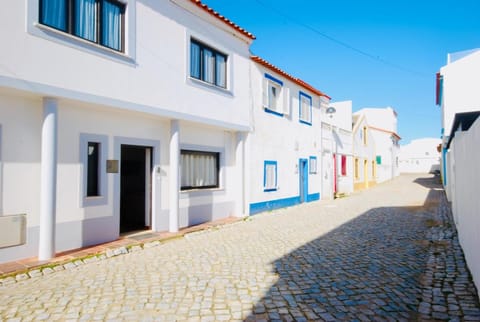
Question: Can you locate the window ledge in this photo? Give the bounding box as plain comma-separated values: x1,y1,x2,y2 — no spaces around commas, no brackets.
300,119,312,126
264,107,284,118
264,187,278,192
33,23,136,65
188,77,233,97
180,188,225,196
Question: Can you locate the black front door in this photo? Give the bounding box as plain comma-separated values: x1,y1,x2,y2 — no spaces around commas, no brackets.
120,145,151,233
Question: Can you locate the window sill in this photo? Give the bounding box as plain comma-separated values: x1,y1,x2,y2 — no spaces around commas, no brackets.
188,77,233,97
180,188,225,196
263,187,278,192
33,23,136,65
264,107,284,118
299,119,312,126
82,196,108,207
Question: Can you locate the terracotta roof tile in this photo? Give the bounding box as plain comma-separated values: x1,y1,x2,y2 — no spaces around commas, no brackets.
190,0,256,40
251,55,330,98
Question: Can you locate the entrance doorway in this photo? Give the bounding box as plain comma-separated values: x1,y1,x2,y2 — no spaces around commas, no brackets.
120,145,152,233
299,159,308,203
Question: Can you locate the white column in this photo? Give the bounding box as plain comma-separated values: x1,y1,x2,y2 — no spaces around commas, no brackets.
169,120,180,232
39,98,58,260
234,132,246,217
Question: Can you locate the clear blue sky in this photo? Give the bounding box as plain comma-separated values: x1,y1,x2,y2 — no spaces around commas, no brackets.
205,0,480,144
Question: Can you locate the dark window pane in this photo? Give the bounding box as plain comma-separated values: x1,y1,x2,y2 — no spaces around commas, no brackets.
40,0,67,31
180,150,219,190
74,0,97,42
87,142,100,196
190,42,201,79
101,0,123,50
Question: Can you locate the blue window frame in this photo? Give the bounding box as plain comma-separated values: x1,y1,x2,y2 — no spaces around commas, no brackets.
190,39,227,88
299,91,312,125
309,156,317,174
263,160,278,192
39,0,125,52
263,74,288,117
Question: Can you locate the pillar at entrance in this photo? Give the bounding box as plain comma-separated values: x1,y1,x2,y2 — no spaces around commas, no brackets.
39,97,58,260
169,120,180,233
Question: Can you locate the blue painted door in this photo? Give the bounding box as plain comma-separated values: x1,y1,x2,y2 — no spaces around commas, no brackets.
299,159,308,203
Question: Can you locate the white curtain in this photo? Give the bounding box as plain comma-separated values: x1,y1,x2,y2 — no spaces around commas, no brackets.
301,96,311,122
42,0,66,30
102,0,122,50
181,153,217,188
75,0,97,42
203,49,215,84
215,55,226,87
265,164,276,189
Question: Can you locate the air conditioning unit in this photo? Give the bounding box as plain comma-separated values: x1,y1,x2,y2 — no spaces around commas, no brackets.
0,214,26,248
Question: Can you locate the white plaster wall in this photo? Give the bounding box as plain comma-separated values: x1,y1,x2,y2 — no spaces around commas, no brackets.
399,138,441,173
0,91,242,262
440,50,480,136
357,107,398,133
450,117,480,296
0,0,252,131
249,64,322,206
0,91,42,227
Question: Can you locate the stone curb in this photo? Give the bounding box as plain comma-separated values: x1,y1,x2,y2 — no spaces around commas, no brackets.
0,219,246,287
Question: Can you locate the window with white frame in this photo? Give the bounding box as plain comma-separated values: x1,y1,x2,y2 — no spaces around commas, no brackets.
190,39,227,88
262,74,289,116
181,150,220,190
39,0,125,52
299,92,312,125
309,156,317,174
263,160,277,191
80,133,108,206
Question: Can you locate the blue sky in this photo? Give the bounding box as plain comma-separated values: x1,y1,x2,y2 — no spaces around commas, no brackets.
205,0,480,144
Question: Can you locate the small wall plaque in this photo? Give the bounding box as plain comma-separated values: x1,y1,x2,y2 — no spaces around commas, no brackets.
106,160,119,173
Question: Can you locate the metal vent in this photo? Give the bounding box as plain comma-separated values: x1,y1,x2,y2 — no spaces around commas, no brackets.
0,214,26,249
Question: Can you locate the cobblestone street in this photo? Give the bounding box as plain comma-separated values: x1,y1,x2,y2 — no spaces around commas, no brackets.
0,174,479,321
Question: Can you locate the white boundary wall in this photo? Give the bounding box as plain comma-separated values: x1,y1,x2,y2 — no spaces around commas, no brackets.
450,117,480,296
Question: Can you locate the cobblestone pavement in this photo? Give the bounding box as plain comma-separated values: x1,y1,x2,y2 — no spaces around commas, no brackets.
0,174,479,321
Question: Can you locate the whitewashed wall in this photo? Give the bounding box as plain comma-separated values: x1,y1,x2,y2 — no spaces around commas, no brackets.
0,0,252,263
1,0,253,131
399,138,441,173
440,50,480,136
449,117,480,297
248,63,323,213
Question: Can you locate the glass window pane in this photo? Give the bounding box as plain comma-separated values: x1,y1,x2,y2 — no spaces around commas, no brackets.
268,83,278,110
215,54,226,88
203,49,215,84
41,0,67,31
190,42,201,79
87,142,100,196
101,0,122,51
74,0,97,42
181,151,219,190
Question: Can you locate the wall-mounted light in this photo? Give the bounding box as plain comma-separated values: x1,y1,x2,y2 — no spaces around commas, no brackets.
326,106,336,118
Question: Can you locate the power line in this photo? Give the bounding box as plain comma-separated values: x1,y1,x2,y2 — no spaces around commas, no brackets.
253,0,429,78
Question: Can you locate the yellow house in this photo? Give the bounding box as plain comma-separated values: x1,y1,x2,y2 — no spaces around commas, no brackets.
352,113,377,191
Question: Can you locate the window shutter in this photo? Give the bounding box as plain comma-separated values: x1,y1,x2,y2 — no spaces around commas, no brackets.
262,77,268,108
283,87,290,115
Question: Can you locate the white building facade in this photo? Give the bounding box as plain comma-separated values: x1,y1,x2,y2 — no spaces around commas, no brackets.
248,56,330,214
0,0,254,263
398,138,441,173
354,107,400,183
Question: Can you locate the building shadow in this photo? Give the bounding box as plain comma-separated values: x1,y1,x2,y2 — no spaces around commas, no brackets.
245,180,443,321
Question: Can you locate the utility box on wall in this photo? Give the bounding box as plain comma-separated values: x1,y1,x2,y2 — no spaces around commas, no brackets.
0,214,26,248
